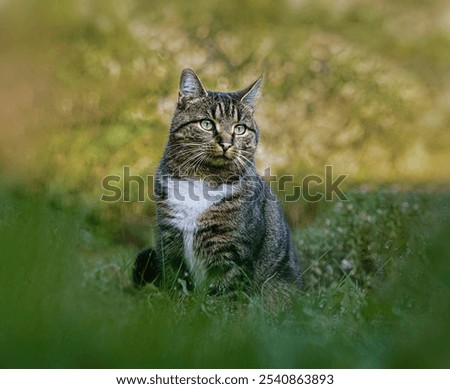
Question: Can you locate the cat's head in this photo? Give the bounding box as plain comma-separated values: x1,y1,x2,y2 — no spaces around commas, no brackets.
166,68,262,179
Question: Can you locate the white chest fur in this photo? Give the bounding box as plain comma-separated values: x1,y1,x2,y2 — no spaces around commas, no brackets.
165,178,234,283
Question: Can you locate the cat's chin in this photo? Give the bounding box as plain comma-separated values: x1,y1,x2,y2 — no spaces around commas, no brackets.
205,155,232,167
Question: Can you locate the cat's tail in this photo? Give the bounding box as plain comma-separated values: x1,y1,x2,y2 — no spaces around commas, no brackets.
132,248,160,287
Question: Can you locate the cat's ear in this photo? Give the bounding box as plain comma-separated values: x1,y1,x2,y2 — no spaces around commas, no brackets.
233,75,263,109
178,68,208,100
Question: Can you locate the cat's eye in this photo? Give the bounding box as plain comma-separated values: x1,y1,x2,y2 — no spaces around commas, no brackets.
200,119,214,131
234,124,247,135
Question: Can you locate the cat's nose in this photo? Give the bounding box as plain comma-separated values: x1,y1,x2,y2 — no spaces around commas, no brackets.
220,142,232,152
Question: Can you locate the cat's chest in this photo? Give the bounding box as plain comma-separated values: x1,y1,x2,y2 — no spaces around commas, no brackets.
164,178,233,230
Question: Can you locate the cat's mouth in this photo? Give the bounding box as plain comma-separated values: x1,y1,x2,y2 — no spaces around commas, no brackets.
205,153,233,167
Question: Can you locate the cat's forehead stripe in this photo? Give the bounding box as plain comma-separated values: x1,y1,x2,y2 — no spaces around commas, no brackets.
214,102,222,118
208,93,243,123
229,101,235,120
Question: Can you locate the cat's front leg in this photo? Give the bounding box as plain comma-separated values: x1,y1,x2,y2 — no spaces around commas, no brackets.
156,225,193,289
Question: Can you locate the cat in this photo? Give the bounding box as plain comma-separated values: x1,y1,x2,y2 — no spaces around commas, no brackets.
133,68,301,299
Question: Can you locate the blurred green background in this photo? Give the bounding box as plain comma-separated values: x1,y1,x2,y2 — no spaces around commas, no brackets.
0,0,449,368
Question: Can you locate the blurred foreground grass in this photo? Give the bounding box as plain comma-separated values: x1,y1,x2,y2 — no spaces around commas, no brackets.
1,0,450,368
1,186,449,368
1,0,450,238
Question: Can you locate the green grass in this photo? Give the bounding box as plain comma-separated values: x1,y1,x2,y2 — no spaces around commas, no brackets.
1,186,449,368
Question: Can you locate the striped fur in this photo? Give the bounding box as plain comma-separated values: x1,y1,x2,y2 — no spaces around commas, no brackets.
133,68,301,298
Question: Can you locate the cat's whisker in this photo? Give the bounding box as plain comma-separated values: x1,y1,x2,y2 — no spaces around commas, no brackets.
169,150,198,160
178,154,202,171
186,153,206,177
167,142,205,149
177,155,202,173
233,158,247,177
167,145,201,154
166,144,207,158
234,155,252,176
178,151,210,176
168,144,215,158
240,150,255,159
237,153,253,166
191,154,208,177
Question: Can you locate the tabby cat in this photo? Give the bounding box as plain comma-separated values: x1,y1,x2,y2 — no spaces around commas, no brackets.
133,68,301,297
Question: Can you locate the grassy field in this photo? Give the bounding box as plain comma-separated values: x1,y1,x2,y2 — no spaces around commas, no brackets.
1,186,449,368
1,0,450,368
